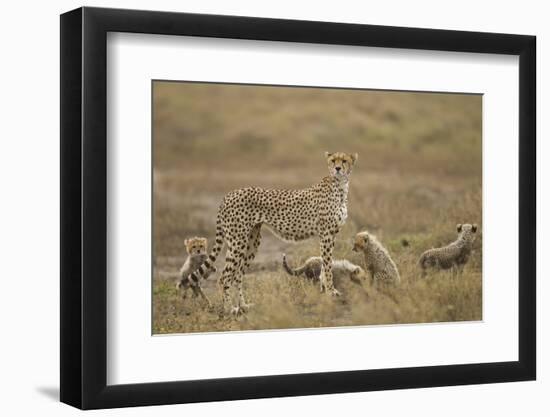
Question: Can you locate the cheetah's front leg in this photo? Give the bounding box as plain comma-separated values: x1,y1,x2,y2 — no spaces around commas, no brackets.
320,232,340,297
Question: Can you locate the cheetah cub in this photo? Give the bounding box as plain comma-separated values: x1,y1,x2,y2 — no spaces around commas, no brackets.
176,237,216,306
282,254,367,289
353,231,401,286
419,223,477,276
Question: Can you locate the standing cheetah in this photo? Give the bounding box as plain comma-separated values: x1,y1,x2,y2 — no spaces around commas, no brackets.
353,231,401,285
419,223,478,276
190,152,358,314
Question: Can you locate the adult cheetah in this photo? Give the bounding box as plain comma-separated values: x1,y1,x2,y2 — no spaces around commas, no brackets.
419,223,478,276
190,152,358,314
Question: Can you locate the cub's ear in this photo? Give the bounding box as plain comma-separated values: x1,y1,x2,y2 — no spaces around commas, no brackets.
456,224,462,233
325,151,333,159
351,153,358,163
184,238,190,246
472,224,478,233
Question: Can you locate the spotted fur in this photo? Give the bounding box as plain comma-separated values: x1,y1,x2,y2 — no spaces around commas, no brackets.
419,223,477,275
176,237,216,306
190,152,358,314
282,254,367,289
353,231,401,285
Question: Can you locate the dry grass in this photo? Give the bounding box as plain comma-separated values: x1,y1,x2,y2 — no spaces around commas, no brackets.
152,81,482,334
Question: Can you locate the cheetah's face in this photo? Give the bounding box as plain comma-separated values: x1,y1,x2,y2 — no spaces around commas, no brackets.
456,223,478,243
325,152,358,180
352,231,370,252
184,237,208,256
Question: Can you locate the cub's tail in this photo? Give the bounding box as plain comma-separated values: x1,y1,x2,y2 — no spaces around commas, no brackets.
282,254,309,277
282,254,299,276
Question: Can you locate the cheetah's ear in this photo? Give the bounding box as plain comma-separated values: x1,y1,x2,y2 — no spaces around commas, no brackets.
184,238,190,246
456,224,462,233
325,151,333,159
351,153,358,164
472,224,478,233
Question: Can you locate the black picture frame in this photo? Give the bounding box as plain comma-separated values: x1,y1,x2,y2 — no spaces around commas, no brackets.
60,6,536,410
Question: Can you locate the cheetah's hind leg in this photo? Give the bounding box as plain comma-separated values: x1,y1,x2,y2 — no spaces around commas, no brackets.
181,287,188,300
235,224,261,312
176,279,189,300
218,246,247,316
190,285,212,309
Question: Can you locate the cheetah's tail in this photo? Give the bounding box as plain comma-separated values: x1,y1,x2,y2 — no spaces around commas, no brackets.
189,217,224,283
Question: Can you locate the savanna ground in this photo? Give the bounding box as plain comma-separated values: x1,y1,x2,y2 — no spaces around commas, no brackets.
152,81,482,334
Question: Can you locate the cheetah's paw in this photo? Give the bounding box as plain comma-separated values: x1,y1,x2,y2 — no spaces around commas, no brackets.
230,306,244,316
239,302,254,312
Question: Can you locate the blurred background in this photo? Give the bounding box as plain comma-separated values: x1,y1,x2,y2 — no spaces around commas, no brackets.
152,81,482,333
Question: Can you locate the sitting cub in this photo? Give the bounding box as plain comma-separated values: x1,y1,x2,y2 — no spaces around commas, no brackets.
176,237,216,306
353,231,401,286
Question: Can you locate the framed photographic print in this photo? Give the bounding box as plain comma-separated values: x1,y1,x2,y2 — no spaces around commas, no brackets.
60,6,536,410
